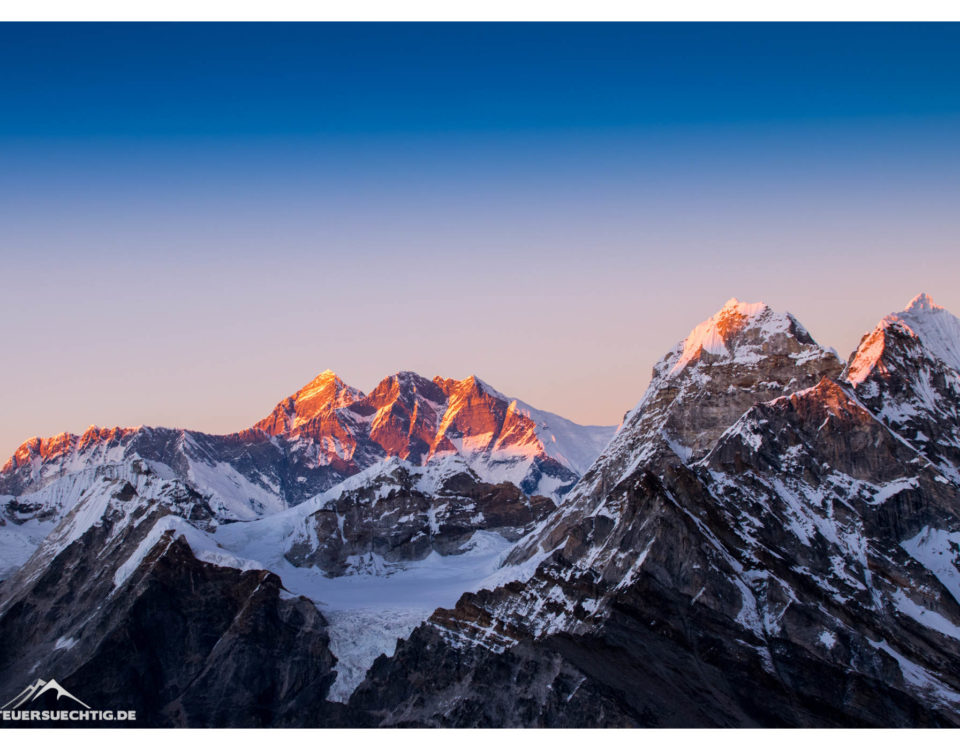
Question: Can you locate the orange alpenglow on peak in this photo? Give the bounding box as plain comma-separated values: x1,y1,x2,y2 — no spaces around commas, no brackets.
846,292,960,385
904,292,942,312
244,368,615,489
718,298,769,319
670,299,776,375
785,377,871,425
720,296,765,312
0,365,614,502
3,426,133,472
253,370,364,436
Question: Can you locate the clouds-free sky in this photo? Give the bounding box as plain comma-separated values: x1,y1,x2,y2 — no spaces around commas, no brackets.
2,23,959,457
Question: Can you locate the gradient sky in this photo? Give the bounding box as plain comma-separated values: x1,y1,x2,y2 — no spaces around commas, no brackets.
2,22,960,459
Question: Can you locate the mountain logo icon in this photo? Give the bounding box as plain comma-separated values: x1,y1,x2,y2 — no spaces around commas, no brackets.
1,678,92,710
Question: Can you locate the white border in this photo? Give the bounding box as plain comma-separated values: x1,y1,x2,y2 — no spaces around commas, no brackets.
4,7,959,747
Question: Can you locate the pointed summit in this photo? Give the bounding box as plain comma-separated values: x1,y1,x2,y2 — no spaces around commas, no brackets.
847,294,960,385
904,292,942,313
295,369,354,403
844,295,960,481
666,298,817,378
671,299,767,374
720,297,768,315
307,367,337,382
894,293,960,373
574,297,841,480
254,370,363,435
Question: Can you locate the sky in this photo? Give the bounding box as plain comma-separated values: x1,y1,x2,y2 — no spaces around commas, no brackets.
2,22,959,458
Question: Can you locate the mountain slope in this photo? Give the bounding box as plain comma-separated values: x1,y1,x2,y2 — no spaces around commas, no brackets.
0,467,355,727
255,370,615,497
4,295,960,727
349,298,960,727
844,293,960,483
508,297,843,565
0,371,614,579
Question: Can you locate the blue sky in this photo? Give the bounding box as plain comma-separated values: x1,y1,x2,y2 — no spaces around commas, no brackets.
1,23,959,456
3,24,960,135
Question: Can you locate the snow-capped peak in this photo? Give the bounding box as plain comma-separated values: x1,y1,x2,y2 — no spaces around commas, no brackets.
721,297,767,315
905,292,941,313
254,370,364,435
893,294,960,374
847,294,960,385
295,369,360,405
666,299,802,377
589,298,840,473
304,368,338,386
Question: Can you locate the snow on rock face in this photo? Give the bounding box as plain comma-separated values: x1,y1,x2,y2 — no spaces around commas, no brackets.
253,369,364,435
898,294,960,374
0,477,340,726
112,514,262,591
1,426,134,490
0,370,612,561
426,374,614,493
0,518,55,581
552,299,843,512
251,370,614,501
664,298,823,380
844,293,960,482
506,299,845,598
357,305,960,727
631,298,840,457
847,293,960,386
701,377,960,633
670,298,772,375
505,398,615,476
6,293,960,726
32,466,216,568
0,426,292,529
276,455,556,576
0,459,195,568
902,527,960,605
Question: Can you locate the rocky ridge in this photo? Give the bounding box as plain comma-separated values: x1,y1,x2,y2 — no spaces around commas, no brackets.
3,295,960,727
349,295,960,727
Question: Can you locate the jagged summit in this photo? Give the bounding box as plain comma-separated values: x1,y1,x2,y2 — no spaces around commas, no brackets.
664,299,814,378
893,293,960,374
254,369,364,436
4,425,133,474
312,368,337,379
1,367,616,525
905,291,942,312
846,293,960,385
5,293,960,727
843,294,960,482
670,299,761,374
369,296,960,729
249,368,614,490
509,298,843,562
367,370,443,403
721,296,767,314
607,297,841,463
393,369,430,382
432,373,501,398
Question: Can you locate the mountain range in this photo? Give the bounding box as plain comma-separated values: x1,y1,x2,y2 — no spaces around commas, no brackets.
1,293,959,727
